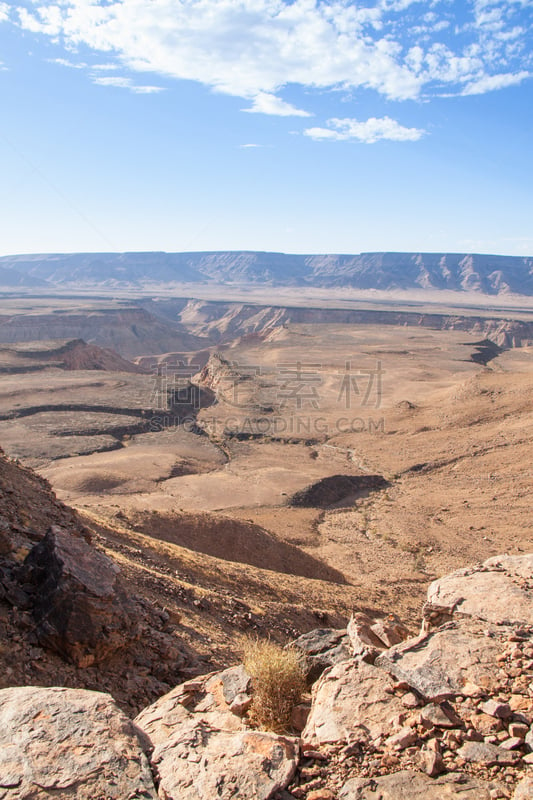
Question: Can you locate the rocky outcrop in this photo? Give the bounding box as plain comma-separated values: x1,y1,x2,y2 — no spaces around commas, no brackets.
19,525,139,667
135,667,299,800
1,553,533,798
0,686,157,799
0,448,198,713
152,726,298,800
374,617,505,700
347,611,410,662
427,553,533,626
289,628,351,683
293,554,533,798
302,659,407,745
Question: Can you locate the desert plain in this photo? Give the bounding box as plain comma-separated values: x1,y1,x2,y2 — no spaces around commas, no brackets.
0,288,532,672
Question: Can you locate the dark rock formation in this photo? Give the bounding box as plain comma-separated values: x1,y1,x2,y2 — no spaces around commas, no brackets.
20,525,139,666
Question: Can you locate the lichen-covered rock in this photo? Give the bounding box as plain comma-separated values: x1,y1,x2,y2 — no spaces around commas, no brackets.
427,555,533,626
375,617,504,700
152,723,298,800
136,667,298,800
0,686,157,799
301,659,406,745
21,525,139,666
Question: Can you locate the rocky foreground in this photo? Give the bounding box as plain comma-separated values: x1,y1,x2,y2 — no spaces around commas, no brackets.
2,553,533,799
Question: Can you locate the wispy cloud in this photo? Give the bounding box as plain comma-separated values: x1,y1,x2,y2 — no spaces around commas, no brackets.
240,143,264,148
0,2,9,23
92,76,164,94
305,116,426,144
49,57,85,69
462,69,530,94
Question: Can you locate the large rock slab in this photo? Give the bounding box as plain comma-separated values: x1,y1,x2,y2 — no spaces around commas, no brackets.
136,667,297,800
0,686,157,799
135,667,247,746
21,525,138,666
301,659,406,745
375,617,504,700
339,770,494,799
152,722,298,800
427,554,533,626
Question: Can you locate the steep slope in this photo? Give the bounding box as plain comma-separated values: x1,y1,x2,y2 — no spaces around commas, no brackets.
0,446,366,713
0,447,198,712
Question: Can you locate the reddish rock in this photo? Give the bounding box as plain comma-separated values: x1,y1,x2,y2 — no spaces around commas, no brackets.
0,686,157,799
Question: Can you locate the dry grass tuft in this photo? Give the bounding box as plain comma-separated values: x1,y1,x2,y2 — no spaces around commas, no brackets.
243,636,306,733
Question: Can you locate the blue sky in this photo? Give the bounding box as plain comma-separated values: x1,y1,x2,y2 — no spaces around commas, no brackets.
0,0,532,257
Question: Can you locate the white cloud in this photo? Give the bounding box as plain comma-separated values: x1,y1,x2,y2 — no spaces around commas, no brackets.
462,69,530,94
0,2,9,23
240,143,263,148
91,63,120,71
92,75,164,93
304,116,426,144
14,0,423,107
49,57,86,68
243,92,311,117
10,0,533,116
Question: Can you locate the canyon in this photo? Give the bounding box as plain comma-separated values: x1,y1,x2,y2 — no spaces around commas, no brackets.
1,257,533,798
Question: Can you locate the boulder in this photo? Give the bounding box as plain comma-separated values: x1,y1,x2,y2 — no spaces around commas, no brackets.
375,617,504,700
136,667,298,800
427,554,533,626
0,686,157,799
458,741,521,766
20,525,138,666
301,659,406,745
135,668,246,746
339,770,494,799
289,628,351,682
151,722,299,800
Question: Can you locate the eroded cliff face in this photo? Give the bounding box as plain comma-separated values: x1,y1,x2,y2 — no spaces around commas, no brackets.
2,250,533,294
0,299,531,362
0,308,204,357
172,299,533,348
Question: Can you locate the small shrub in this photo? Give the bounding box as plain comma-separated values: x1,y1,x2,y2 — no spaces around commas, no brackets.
243,637,306,733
